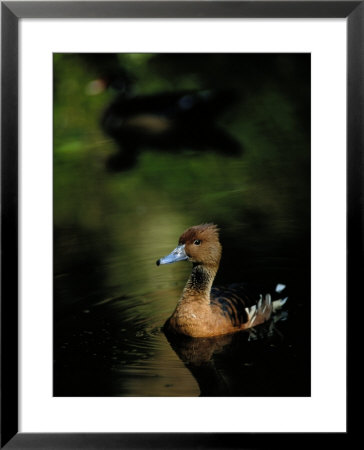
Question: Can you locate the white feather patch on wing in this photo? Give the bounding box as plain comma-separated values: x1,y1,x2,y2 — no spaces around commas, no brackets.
272,296,288,312
275,283,286,293
245,305,257,324
263,294,271,313
257,295,263,311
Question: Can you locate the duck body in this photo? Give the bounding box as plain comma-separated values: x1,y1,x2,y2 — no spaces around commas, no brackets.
157,224,287,338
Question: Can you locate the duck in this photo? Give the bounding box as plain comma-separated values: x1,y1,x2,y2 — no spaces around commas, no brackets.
101,89,242,171
156,223,288,338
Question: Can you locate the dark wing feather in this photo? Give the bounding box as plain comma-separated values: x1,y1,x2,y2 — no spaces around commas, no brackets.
210,282,285,327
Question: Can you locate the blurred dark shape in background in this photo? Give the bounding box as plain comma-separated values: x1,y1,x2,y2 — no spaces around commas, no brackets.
149,53,311,134
101,88,242,171
79,53,135,94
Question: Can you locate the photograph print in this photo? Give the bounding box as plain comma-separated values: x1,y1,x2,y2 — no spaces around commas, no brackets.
53,53,310,397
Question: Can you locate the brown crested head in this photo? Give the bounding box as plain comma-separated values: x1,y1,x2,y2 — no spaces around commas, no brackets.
178,223,222,267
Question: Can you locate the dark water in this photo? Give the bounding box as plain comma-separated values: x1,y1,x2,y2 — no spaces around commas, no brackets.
54,274,310,397
53,53,310,397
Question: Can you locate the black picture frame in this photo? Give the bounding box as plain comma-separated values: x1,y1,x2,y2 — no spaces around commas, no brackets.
1,1,358,448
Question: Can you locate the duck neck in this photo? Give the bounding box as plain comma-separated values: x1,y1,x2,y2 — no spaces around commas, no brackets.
181,263,217,304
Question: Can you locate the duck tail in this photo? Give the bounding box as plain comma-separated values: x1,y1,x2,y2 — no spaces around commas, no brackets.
272,283,288,312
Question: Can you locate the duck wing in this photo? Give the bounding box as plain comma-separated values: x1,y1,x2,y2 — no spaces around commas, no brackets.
210,282,287,327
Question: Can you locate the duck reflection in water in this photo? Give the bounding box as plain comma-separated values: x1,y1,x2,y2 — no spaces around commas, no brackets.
101,89,242,171
164,310,288,397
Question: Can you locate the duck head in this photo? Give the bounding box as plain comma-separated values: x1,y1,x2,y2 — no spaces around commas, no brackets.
156,223,222,268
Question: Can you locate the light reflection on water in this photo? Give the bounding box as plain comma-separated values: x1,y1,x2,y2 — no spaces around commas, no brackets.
55,290,200,397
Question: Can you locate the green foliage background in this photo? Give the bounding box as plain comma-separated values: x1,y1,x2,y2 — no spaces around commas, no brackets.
54,53,310,313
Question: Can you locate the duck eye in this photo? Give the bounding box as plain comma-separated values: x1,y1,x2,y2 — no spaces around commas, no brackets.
193,239,201,245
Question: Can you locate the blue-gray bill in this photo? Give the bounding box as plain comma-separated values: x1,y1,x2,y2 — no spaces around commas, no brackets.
156,244,188,266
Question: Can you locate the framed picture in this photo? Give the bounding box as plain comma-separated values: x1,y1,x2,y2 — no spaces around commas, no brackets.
2,1,357,448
